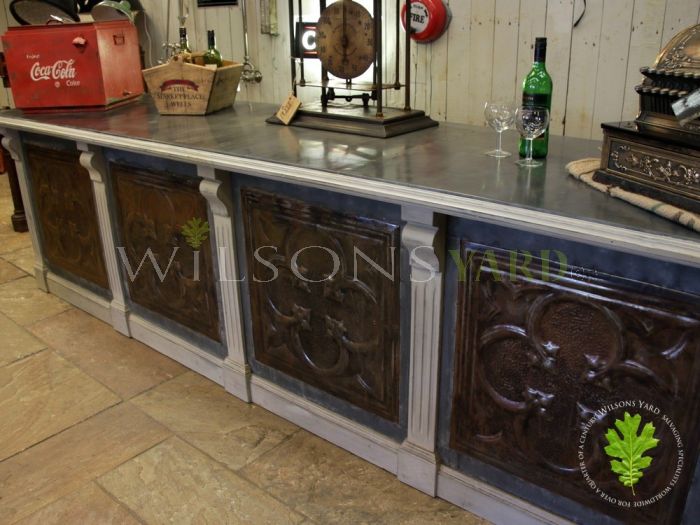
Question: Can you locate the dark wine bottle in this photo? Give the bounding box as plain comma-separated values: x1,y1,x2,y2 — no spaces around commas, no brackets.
179,27,192,54
519,37,553,158
203,30,223,67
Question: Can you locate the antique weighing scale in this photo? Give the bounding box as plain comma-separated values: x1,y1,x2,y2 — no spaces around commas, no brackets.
595,24,700,213
267,0,438,138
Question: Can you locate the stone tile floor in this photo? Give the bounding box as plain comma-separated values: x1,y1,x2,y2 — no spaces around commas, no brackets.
0,174,489,524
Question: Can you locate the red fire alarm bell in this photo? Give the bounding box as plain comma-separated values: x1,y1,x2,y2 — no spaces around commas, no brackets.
401,0,451,44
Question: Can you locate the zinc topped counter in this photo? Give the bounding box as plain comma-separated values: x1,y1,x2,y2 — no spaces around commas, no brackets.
0,100,697,265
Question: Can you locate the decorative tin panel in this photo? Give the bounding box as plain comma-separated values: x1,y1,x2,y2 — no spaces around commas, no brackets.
112,164,221,342
26,145,108,289
242,188,401,422
450,242,700,524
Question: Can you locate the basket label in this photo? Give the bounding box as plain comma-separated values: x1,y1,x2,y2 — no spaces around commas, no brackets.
160,79,200,92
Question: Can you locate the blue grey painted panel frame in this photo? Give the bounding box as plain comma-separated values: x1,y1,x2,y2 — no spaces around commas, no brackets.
19,132,112,300
103,148,226,357
438,216,700,525
230,172,409,442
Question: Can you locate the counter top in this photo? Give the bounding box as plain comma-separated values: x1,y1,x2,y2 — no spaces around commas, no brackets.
1,100,698,265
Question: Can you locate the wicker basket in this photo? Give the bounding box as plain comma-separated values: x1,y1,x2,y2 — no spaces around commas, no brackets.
143,59,243,115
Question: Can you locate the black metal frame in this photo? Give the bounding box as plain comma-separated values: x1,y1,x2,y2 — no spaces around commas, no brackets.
288,0,413,117
197,0,238,7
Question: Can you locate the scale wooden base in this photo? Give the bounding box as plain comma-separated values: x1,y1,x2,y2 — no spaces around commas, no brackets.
267,101,438,138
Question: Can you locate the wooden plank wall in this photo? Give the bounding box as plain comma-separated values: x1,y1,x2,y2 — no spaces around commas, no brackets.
1,1,700,139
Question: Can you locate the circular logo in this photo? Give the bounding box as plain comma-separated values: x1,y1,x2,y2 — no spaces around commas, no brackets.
579,400,684,509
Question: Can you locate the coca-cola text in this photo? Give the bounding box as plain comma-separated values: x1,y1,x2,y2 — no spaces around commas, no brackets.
30,60,77,82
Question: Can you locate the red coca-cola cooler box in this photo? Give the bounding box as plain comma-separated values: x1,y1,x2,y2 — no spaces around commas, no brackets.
1,20,143,111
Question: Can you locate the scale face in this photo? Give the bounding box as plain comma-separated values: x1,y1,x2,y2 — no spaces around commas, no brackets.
316,0,375,80
268,0,440,138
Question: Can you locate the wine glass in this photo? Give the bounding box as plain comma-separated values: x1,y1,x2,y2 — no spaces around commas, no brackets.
484,102,516,158
515,106,550,168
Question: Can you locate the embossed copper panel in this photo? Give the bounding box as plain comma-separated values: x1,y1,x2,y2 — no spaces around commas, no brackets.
242,188,401,421
606,138,700,200
450,243,700,524
26,145,108,289
596,123,700,214
112,164,221,342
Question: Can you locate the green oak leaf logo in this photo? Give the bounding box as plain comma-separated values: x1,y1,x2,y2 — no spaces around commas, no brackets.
181,217,210,250
604,412,659,496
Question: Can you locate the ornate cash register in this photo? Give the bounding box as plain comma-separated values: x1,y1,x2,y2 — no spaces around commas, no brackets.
596,24,700,214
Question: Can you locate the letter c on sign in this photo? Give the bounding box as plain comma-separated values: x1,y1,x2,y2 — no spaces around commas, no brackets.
302,30,316,51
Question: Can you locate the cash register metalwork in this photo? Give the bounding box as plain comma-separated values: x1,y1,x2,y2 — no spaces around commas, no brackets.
595,23,700,214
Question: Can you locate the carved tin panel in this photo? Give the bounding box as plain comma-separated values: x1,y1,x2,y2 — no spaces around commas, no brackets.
450,243,700,524
242,188,401,422
112,164,221,342
26,145,109,289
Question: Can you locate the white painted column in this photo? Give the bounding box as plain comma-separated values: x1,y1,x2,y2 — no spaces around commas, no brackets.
1,128,48,291
398,205,443,496
77,142,130,336
198,166,251,402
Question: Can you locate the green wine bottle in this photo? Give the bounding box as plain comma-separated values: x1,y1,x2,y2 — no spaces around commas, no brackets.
179,27,192,53
203,30,223,67
519,37,553,158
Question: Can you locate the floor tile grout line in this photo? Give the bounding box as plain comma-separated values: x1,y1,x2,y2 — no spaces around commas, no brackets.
0,269,29,286
0,283,74,327
227,428,325,522
91,432,174,485
233,426,302,475
0,250,34,275
0,346,50,371
0,397,125,464
122,363,190,400
94,480,149,525
164,432,308,523
41,340,176,403
16,340,127,404
132,371,308,483
0,306,49,367
23,313,189,402
0,243,34,258
11,431,174,525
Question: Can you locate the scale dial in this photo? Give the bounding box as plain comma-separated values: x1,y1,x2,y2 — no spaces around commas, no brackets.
316,0,375,80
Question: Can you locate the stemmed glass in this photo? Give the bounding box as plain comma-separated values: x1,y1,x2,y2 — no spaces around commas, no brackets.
515,106,550,168
484,102,516,158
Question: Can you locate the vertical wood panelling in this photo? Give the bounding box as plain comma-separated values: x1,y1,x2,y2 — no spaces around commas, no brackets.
592,0,634,139
620,0,666,121
661,0,700,46
466,1,496,126
564,0,603,138
411,35,429,114
544,0,575,135
445,1,473,123
589,0,634,139
427,17,449,120
491,0,520,104
0,1,695,135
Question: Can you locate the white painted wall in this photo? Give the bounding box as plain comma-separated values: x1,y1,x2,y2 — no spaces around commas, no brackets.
1,0,699,138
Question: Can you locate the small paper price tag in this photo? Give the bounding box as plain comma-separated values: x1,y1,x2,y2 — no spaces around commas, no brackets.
276,93,302,125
